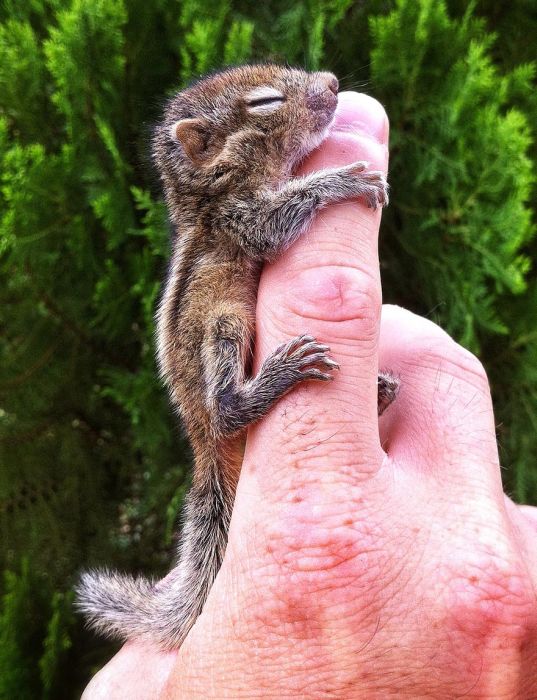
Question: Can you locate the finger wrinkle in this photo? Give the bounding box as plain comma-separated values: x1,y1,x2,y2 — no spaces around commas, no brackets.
285,434,381,475
311,132,388,171
400,359,491,399
283,265,381,326
289,239,378,269
282,260,379,280
246,407,383,488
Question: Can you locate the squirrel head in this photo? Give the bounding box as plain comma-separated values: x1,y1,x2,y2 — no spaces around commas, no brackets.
153,64,338,192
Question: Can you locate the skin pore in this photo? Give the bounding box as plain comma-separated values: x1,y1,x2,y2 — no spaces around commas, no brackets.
83,92,537,700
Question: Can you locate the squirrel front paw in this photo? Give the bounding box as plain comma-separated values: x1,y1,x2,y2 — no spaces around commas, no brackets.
346,161,389,209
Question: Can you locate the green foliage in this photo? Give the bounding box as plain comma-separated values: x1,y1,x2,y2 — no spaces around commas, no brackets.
0,561,74,699
366,0,536,502
178,0,254,79
0,20,46,140
39,591,75,698
0,561,38,699
370,0,534,346
0,0,535,695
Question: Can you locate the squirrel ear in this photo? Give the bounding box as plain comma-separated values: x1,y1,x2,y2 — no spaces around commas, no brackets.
170,118,210,163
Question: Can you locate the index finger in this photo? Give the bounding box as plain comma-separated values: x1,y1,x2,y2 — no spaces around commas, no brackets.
247,92,390,479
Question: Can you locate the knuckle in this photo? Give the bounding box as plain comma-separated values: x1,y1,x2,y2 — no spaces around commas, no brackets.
411,335,488,388
382,306,489,387
250,497,387,612
441,548,536,644
438,341,488,383
284,265,381,339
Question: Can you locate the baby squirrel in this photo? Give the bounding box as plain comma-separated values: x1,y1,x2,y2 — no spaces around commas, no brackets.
77,64,398,649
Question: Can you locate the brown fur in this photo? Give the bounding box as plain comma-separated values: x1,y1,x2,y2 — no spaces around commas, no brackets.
76,65,397,649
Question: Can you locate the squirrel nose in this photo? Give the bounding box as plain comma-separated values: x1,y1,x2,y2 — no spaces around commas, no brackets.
317,72,339,95
328,76,339,95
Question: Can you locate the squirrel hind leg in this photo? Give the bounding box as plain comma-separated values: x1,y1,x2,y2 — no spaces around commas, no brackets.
205,321,339,436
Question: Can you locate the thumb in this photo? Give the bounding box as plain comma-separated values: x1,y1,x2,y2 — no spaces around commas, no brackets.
246,92,389,480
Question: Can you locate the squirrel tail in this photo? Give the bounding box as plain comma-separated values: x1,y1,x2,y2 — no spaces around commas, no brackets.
76,464,234,650
76,569,157,641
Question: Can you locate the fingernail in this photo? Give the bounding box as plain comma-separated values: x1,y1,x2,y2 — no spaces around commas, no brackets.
333,92,389,144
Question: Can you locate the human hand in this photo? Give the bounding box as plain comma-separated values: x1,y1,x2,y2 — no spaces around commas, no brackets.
82,93,537,700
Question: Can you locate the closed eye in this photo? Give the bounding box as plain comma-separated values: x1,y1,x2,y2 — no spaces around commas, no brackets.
247,95,285,107
245,86,285,114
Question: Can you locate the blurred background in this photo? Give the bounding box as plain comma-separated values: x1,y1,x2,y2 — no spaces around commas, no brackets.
0,0,535,696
